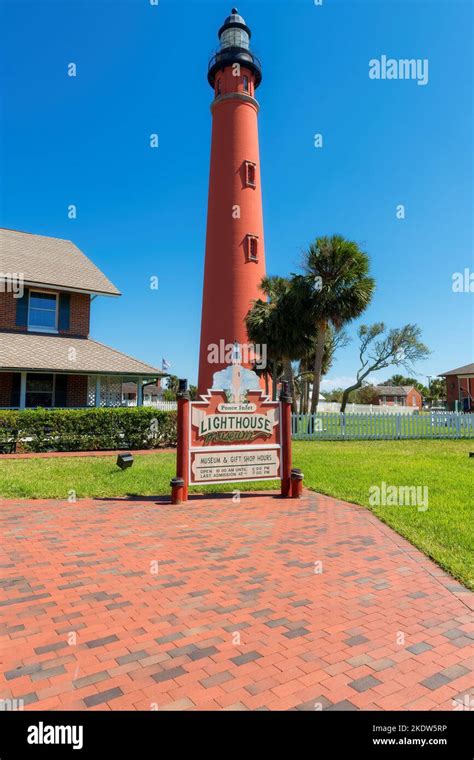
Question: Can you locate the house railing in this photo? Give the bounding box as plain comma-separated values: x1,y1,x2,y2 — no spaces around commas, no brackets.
292,412,474,440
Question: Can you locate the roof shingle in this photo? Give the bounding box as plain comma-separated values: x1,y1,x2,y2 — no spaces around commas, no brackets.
0,229,120,296
439,363,474,377
0,332,162,376
373,385,414,396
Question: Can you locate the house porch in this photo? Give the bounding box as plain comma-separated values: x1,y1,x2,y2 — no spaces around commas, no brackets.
0,371,158,410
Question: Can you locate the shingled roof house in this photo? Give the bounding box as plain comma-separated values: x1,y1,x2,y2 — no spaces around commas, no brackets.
372,385,423,410
0,229,163,409
439,363,474,412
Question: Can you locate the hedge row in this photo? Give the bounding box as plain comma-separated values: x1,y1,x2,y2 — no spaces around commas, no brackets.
0,408,177,453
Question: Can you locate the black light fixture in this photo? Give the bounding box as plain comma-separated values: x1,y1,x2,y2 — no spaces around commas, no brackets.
178,378,188,393
116,452,134,470
279,381,291,401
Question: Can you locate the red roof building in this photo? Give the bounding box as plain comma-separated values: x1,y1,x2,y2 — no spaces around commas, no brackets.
372,385,423,410
439,363,474,411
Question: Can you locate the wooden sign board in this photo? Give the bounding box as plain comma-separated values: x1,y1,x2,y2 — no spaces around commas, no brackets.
171,365,294,503
189,389,281,485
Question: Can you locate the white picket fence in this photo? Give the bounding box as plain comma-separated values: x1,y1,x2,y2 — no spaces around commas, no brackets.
123,400,177,411
316,401,417,414
292,412,474,440
151,401,177,411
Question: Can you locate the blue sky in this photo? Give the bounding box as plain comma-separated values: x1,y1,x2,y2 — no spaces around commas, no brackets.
1,0,472,389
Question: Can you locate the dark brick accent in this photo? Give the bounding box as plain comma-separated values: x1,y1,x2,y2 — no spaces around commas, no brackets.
326,700,359,711
30,665,67,682
85,634,119,649
345,635,370,646
349,675,382,692
155,632,185,645
34,641,68,655
17,692,39,706
440,665,470,682
5,663,43,680
283,627,310,639
152,666,187,683
421,673,451,690
115,650,149,666
231,651,262,666
188,646,218,661
84,687,123,707
0,592,51,607
265,618,291,629
442,628,465,640
407,642,433,655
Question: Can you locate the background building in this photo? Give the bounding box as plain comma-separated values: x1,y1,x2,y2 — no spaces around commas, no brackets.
439,363,474,411
372,385,423,409
0,228,163,408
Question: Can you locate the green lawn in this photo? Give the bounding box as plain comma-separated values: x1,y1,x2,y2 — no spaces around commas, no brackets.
294,440,473,590
0,440,472,589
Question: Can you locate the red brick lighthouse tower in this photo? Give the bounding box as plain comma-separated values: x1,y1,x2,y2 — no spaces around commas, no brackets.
198,8,266,394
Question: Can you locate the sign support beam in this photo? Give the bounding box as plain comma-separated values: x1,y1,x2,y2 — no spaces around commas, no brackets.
171,382,190,505
280,382,292,497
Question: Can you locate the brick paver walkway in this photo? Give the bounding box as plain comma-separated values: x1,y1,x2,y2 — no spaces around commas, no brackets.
1,491,472,711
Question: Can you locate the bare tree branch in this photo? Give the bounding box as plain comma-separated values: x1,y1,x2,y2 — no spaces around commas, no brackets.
340,323,431,412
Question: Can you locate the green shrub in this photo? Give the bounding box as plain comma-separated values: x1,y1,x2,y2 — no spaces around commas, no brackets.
0,408,177,453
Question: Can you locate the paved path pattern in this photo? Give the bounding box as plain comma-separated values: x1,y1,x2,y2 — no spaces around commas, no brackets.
1,491,472,711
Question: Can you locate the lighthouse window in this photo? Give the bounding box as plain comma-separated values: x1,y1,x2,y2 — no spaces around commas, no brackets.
243,75,249,92
247,235,259,262
245,161,256,187
216,79,221,96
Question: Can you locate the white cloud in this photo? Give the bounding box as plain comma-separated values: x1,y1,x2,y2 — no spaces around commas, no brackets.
320,376,356,390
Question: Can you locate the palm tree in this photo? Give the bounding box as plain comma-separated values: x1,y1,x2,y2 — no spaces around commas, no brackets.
295,325,349,413
246,276,310,406
300,235,375,414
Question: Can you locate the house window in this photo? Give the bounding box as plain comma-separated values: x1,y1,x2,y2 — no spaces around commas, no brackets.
28,291,58,332
26,373,54,408
245,161,256,187
243,75,249,92
247,235,259,262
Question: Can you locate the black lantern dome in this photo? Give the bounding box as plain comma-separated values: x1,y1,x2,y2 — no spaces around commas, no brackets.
208,7,262,89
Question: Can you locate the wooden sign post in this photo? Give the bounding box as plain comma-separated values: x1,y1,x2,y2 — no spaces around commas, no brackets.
170,376,298,504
